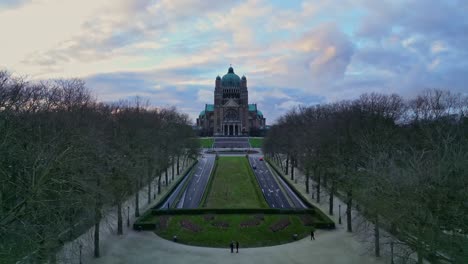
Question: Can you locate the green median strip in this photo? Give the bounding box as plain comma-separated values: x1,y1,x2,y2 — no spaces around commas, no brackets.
202,156,268,208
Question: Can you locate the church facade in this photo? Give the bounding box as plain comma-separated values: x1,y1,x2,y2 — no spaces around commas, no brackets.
196,66,266,136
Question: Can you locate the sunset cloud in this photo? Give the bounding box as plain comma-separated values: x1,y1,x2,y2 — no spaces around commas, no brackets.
1,0,467,123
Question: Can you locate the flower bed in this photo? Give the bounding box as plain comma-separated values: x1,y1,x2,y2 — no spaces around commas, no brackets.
180,219,202,232
240,218,261,228
269,217,291,232
211,221,229,229
158,216,171,230
299,215,314,226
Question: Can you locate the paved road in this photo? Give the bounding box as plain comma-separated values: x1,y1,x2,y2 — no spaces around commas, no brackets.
158,174,190,210
179,155,215,208
213,137,250,148
275,172,307,208
249,156,291,209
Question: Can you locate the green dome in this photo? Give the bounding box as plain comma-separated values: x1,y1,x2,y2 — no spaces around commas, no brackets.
257,110,263,117
199,110,205,116
221,66,241,87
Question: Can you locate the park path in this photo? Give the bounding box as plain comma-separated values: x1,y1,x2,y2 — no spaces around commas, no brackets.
56,161,191,264
87,227,383,264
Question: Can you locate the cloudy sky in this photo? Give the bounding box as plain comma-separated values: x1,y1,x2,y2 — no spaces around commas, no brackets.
1,0,467,123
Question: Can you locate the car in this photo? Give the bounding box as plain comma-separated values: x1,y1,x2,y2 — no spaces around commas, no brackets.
253,165,257,170
259,157,263,161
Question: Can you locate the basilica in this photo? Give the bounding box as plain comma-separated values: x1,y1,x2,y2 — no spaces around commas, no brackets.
196,66,266,136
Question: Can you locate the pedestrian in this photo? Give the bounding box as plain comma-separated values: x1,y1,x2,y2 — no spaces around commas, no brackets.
230,241,234,253
311,230,315,240
236,241,239,253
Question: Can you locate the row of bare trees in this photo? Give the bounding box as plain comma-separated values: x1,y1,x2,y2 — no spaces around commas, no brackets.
264,90,468,263
0,71,198,263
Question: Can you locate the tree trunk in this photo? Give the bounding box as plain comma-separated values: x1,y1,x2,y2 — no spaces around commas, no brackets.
135,180,140,217
165,168,168,187
417,248,423,264
93,174,102,258
346,190,352,232
305,168,310,193
374,215,380,257
285,154,289,175
291,157,295,180
182,155,186,170
323,172,328,188
390,241,394,264
94,215,100,258
147,175,151,204
329,179,335,215
158,172,162,194
94,183,102,257
117,202,123,235
316,169,321,203
276,154,284,171
68,208,74,240
177,155,180,175
172,157,175,181
48,252,57,264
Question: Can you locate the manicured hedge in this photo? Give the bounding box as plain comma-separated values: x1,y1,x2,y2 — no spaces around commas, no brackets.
151,208,317,215
134,222,156,231
134,208,334,231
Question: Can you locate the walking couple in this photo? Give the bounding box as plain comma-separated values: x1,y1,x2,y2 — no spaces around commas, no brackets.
229,240,239,253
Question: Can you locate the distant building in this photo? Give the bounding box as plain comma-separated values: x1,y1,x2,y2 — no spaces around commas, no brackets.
196,66,266,136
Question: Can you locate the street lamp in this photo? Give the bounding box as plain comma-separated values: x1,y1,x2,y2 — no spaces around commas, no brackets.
338,204,342,224
127,206,130,227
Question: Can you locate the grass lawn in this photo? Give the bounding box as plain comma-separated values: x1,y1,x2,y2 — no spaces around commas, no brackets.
154,214,315,248
249,137,264,148
198,137,214,148
202,156,268,208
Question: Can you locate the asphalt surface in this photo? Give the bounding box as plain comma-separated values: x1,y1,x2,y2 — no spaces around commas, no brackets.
158,173,190,210
179,155,215,208
275,172,307,208
213,137,250,148
249,156,292,209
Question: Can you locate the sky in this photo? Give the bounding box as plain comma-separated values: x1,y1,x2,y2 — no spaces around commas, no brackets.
1,0,467,124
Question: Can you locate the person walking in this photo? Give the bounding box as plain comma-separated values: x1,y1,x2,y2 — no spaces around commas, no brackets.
230,241,234,253
235,241,239,253
311,230,315,240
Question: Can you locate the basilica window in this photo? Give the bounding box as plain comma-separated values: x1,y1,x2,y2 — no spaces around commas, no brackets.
224,109,239,121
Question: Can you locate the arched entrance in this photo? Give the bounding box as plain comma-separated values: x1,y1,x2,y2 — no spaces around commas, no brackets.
223,109,241,136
